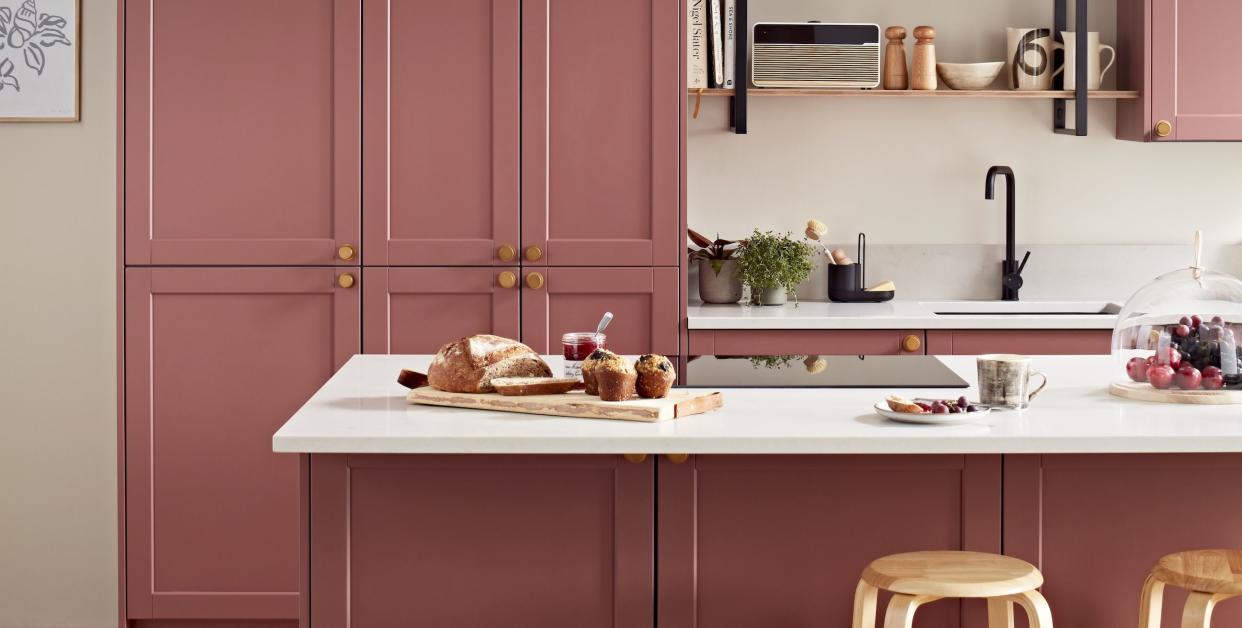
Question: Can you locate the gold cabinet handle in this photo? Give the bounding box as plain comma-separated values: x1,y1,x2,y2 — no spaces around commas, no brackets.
497,244,517,262
623,454,648,464
337,244,357,261
902,334,922,353
664,454,689,464
1155,120,1172,138
497,271,517,289
525,271,545,290
337,273,356,289
524,245,544,262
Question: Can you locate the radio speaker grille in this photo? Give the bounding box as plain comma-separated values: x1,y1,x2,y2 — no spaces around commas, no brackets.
753,43,880,88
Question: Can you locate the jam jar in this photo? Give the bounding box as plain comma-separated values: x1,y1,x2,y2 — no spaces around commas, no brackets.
562,332,606,380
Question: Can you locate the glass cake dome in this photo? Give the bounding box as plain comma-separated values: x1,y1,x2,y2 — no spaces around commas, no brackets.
1111,255,1242,402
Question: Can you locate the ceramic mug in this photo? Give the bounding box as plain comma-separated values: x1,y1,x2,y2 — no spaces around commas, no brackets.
1056,31,1116,90
977,354,1048,409
1006,27,1062,90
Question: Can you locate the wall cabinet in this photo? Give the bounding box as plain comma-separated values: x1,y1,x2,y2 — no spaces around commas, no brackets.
363,267,521,354
522,267,680,355
124,268,359,620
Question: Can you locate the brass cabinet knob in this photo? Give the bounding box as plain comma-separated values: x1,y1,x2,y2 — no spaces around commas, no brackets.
525,271,545,290
664,453,689,464
497,244,517,262
524,245,544,262
902,334,922,353
337,273,356,289
497,271,517,289
623,454,648,464
1155,120,1173,138
337,244,357,261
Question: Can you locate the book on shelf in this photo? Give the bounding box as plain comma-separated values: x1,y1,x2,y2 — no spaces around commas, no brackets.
687,0,707,89
723,0,736,88
708,0,724,87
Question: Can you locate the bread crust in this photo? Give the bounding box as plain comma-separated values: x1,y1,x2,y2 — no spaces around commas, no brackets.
427,335,552,393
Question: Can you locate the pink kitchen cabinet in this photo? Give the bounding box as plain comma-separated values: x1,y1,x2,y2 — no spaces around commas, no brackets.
924,330,1111,355
687,330,927,356
521,0,680,267
361,0,520,266
521,267,679,355
362,267,521,354
310,454,654,628
658,455,1002,628
124,0,360,266
124,267,359,621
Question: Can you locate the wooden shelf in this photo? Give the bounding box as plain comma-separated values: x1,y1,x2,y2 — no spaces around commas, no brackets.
689,88,1139,99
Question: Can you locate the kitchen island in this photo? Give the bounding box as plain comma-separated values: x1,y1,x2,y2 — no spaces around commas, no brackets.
275,355,1242,628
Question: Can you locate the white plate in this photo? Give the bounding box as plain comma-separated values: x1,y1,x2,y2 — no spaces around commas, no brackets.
873,401,992,425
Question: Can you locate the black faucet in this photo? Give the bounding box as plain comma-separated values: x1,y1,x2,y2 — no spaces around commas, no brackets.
985,165,1030,301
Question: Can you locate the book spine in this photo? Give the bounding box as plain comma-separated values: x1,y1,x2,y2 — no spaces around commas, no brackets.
708,0,724,87
723,0,735,88
686,0,707,89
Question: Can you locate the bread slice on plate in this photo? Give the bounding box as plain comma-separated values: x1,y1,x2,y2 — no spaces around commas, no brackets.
491,377,580,396
885,394,925,414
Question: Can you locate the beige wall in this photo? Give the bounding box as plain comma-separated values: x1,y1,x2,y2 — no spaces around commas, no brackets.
0,1,118,627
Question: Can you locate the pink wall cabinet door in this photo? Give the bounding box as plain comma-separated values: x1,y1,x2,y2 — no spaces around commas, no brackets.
124,0,360,265
1004,455,1242,628
362,0,520,266
521,0,679,267
521,267,679,355
310,454,654,628
658,455,1002,628
124,267,359,621
1150,0,1242,140
362,267,520,354
924,330,1111,355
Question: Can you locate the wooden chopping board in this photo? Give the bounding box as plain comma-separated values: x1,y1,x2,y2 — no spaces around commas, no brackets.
407,387,723,422
1110,381,1242,405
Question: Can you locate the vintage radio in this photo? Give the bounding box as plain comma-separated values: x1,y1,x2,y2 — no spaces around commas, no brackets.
751,22,881,88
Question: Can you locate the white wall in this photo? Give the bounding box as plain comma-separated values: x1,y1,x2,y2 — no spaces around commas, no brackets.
0,1,118,627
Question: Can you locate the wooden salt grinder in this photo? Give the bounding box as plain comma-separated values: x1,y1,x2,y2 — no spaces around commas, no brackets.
883,26,909,90
911,25,937,90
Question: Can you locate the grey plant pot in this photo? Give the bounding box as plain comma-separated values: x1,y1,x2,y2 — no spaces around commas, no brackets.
756,286,787,306
697,259,743,304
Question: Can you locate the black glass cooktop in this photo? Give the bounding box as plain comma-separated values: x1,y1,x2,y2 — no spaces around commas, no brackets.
683,355,968,388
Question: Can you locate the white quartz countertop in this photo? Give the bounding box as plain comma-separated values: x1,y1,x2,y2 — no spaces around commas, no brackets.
688,300,1119,330
273,354,1242,455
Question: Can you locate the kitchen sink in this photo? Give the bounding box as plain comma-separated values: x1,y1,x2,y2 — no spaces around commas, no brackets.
924,301,1121,316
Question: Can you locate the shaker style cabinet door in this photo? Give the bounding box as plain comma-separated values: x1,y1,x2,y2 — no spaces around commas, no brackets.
521,0,679,267
521,267,679,355
362,0,520,266
124,267,359,620
1150,0,1242,140
124,0,360,265
362,267,521,354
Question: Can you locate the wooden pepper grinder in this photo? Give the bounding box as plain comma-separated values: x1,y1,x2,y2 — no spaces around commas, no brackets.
883,26,909,90
910,25,937,90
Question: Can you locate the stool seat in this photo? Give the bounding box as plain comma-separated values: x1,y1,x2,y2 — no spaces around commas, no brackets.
1152,550,1242,595
861,551,1044,598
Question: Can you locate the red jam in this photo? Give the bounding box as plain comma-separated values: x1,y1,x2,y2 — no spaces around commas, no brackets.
562,332,606,379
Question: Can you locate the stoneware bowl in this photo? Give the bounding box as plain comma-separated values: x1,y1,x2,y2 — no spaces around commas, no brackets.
936,62,1004,90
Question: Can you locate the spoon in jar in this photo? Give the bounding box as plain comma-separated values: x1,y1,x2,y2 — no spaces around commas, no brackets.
596,312,613,336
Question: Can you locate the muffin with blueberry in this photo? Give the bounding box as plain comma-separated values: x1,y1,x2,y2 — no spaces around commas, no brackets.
581,348,618,395
594,354,638,402
635,354,676,398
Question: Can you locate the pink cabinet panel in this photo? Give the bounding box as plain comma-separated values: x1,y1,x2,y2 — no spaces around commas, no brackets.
687,330,926,356
362,0,520,266
522,0,679,267
124,268,358,620
1004,455,1242,628
521,267,679,355
658,455,1001,628
310,454,654,628
124,0,360,265
925,329,1111,355
1150,0,1242,140
362,267,520,354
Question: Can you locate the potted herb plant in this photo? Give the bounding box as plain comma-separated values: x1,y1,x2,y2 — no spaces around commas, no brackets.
734,229,814,306
688,228,743,304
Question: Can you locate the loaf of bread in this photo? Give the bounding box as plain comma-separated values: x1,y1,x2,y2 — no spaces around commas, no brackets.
427,335,552,393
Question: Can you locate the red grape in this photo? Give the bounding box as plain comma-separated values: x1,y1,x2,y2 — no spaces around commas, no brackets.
1191,315,1203,328
1147,365,1175,389
1179,316,1193,327
1175,365,1202,390
1126,357,1149,382
1174,324,1191,338
1204,372,1225,390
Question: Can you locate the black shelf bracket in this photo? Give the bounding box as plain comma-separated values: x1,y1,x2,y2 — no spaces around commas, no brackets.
1053,0,1089,135
730,0,748,134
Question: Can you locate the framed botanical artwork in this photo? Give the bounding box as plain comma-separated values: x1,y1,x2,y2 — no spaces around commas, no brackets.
0,0,79,121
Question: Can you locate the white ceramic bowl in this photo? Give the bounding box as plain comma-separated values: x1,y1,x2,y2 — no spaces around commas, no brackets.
936,62,1004,90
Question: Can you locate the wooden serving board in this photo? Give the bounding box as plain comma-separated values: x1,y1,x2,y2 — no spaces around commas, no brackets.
407,387,723,422
1110,381,1242,405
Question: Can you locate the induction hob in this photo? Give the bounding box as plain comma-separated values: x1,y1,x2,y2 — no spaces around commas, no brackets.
683,355,968,388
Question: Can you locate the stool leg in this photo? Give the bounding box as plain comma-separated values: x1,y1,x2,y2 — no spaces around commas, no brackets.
852,580,878,628
1181,591,1231,628
882,594,938,628
988,598,1015,628
1139,574,1165,628
1008,590,1053,628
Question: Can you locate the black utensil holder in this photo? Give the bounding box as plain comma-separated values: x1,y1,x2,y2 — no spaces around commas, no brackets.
827,233,894,303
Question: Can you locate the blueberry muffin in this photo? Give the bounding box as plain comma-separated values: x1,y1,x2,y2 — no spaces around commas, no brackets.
594,354,638,402
635,354,676,398
581,348,618,395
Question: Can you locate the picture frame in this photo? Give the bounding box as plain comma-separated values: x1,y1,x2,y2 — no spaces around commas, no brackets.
0,0,80,122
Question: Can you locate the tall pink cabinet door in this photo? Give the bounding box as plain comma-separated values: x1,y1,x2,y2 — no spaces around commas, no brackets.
310,454,655,628
362,0,520,266
521,267,679,355
1151,0,1242,140
124,0,360,265
362,267,520,353
124,267,359,621
658,455,1002,628
521,0,680,267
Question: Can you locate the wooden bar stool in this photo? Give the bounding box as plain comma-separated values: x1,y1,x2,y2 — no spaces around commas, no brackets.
1139,549,1242,628
852,550,1052,628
